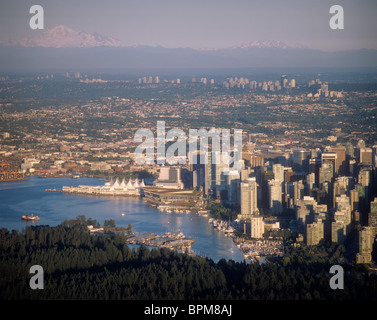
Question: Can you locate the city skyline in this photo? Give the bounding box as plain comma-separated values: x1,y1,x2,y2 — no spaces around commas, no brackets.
1,0,377,52
1,0,377,304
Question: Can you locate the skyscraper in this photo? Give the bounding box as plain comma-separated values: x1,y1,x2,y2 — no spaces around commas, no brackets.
319,163,334,185
356,227,375,264
368,197,377,227
269,179,283,214
226,170,240,206
239,177,259,219
309,158,321,187
292,149,311,172
321,152,337,179
350,189,359,213
250,215,264,239
191,151,205,192
331,146,346,176
306,173,316,195
359,147,373,166
281,75,287,88
331,220,346,244
321,82,329,97
306,221,324,246
296,196,317,230
331,194,352,243
272,163,284,185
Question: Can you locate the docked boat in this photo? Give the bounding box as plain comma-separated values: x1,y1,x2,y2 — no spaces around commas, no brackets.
22,214,40,221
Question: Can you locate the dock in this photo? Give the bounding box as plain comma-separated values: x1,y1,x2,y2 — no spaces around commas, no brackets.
126,231,194,249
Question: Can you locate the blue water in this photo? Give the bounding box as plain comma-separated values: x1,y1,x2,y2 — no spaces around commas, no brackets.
0,176,244,262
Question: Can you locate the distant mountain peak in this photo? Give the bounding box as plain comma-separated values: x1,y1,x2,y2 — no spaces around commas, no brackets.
3,25,123,48
47,25,76,35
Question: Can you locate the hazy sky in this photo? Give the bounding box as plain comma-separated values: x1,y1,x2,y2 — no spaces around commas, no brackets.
1,0,376,51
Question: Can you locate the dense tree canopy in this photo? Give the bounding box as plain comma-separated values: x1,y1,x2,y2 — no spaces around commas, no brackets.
1,221,377,300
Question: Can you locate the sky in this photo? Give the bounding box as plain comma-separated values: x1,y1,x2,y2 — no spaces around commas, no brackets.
0,0,377,51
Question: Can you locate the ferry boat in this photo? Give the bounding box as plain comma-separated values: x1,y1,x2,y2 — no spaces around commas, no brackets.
22,214,40,221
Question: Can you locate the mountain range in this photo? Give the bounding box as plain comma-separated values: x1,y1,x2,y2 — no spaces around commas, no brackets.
3,25,123,48
1,25,376,71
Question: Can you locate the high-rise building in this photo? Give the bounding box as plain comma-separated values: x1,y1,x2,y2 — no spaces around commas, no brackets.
191,151,205,191
269,179,283,214
306,221,324,246
194,151,229,197
350,189,359,213
286,180,305,208
281,75,287,88
321,82,329,96
226,170,240,206
333,176,354,197
336,195,351,220
306,173,316,195
296,196,317,230
250,215,264,239
331,195,352,243
356,227,375,264
321,152,337,178
250,155,264,167
331,221,346,244
319,163,334,185
155,166,184,189
272,164,284,185
358,169,371,211
284,167,295,183
359,147,373,166
349,159,357,178
293,180,305,205
346,143,354,158
331,146,347,176
293,149,311,171
309,158,321,187
368,197,377,227
358,168,370,187
239,177,259,219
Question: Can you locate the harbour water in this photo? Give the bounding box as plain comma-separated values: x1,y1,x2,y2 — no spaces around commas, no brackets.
0,176,244,263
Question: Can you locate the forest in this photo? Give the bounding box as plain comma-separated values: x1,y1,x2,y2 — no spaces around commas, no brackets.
1,218,377,300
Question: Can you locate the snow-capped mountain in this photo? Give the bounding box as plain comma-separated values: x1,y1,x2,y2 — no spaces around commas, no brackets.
4,25,123,48
1,29,376,70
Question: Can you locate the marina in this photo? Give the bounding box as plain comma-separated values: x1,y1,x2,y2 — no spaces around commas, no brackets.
1,176,244,263
236,239,284,263
126,231,194,250
207,217,285,263
208,218,236,236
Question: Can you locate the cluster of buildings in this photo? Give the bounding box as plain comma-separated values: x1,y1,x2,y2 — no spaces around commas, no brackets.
223,75,295,91
137,75,216,85
307,79,344,99
187,142,377,263
0,156,24,181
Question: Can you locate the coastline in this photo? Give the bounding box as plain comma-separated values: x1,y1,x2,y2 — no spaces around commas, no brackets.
46,178,285,264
